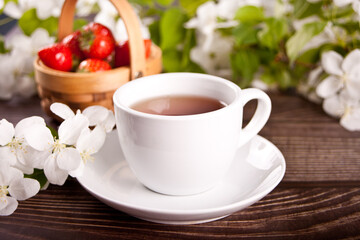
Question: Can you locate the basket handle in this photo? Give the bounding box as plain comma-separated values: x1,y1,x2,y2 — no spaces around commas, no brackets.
58,0,146,80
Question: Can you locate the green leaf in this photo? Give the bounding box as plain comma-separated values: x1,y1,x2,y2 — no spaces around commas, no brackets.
156,0,174,6
24,169,48,189
181,28,197,68
293,0,322,19
179,0,208,16
47,125,58,139
129,0,154,7
231,49,260,88
261,64,296,89
40,16,58,36
149,20,161,46
234,6,264,23
18,8,59,36
18,9,40,36
277,68,294,89
162,49,182,72
258,17,288,50
232,23,259,46
0,37,9,54
73,18,88,31
285,21,327,62
159,8,187,50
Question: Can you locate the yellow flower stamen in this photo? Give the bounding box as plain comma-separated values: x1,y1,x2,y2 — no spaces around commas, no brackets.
7,137,24,153
80,149,95,164
0,185,9,199
53,139,66,154
341,73,348,84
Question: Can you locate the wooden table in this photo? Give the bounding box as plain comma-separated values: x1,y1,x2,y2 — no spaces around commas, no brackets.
1,93,359,239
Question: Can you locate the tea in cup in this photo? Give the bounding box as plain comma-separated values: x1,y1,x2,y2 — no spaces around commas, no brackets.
113,73,271,196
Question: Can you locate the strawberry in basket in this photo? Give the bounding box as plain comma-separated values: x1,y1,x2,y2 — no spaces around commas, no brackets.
38,22,151,73
79,22,115,60
38,43,73,72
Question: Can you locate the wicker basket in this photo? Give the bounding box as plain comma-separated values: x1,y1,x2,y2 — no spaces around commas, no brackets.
34,0,162,118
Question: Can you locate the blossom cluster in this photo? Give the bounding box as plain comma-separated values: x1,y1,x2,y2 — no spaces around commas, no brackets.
183,0,360,130
0,103,115,216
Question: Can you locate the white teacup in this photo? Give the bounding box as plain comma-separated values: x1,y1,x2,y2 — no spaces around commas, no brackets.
113,73,271,196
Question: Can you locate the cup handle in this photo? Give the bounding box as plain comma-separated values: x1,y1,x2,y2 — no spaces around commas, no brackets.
238,88,272,147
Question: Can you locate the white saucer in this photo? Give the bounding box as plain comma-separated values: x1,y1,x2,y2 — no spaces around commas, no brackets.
77,131,286,225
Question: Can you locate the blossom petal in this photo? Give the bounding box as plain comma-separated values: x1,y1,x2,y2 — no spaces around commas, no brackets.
333,0,353,7
0,165,23,186
8,178,40,201
0,147,17,166
22,145,50,169
0,119,14,146
321,51,343,76
56,147,81,171
58,112,89,145
322,94,345,118
15,116,46,139
316,75,342,99
24,124,54,151
342,49,360,75
11,161,34,175
102,111,116,133
0,196,18,216
44,154,68,185
69,160,84,178
3,2,23,19
340,110,360,131
50,102,75,120
345,80,360,100
82,105,109,126
76,126,106,153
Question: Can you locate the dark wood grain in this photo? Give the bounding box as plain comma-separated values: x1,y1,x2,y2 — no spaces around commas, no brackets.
1,93,360,239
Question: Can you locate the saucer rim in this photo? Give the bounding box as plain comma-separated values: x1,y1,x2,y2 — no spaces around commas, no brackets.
77,133,286,217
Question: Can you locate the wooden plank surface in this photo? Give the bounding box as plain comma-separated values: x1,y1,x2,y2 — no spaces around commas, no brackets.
0,93,359,239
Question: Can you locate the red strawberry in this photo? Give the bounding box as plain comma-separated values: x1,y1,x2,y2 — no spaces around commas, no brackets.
79,22,115,59
38,43,72,72
61,30,85,60
77,58,111,73
114,39,152,67
83,22,114,38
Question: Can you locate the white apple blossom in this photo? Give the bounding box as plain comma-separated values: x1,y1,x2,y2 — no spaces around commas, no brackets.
0,117,46,174
93,1,149,42
185,1,238,51
3,0,64,20
50,103,115,133
48,103,112,177
5,28,55,61
94,0,118,33
3,0,36,19
316,50,360,100
76,0,99,17
0,165,40,216
24,112,89,185
190,31,233,78
0,28,55,99
322,90,360,131
0,51,34,100
69,126,106,177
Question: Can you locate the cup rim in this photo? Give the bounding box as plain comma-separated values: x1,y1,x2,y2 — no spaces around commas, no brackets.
113,72,241,120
